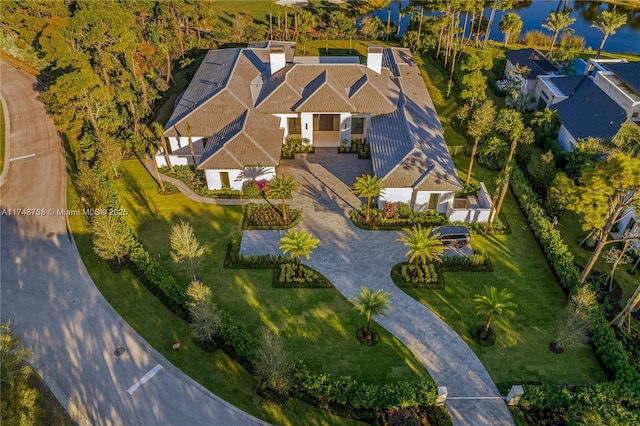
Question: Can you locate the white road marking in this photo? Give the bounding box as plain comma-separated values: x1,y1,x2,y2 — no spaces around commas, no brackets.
10,153,36,161
127,364,163,395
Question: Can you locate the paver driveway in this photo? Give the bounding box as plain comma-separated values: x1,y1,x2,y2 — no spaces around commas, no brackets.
241,149,515,426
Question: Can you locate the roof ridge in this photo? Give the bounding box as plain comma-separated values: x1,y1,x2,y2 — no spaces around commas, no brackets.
255,64,296,108
244,124,279,165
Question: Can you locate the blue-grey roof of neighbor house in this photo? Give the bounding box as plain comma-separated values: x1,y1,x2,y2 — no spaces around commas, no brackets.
504,48,558,79
548,75,585,96
551,77,627,141
607,62,640,94
367,48,462,191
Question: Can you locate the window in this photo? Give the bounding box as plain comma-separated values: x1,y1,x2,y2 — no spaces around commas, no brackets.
352,117,365,135
632,112,639,119
541,91,549,100
288,117,301,134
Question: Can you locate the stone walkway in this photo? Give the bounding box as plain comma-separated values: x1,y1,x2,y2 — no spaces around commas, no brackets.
151,150,515,425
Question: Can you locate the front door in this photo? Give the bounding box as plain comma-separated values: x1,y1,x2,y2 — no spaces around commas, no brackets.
318,114,339,131
220,171,230,189
313,114,340,147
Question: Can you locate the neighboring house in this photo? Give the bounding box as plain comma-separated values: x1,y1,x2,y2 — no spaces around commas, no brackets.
504,48,639,151
158,41,493,221
504,48,558,92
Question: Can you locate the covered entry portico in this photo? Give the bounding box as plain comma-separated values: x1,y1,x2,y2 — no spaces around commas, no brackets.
313,114,340,147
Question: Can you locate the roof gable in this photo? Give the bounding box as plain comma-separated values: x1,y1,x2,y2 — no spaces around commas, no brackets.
294,78,356,112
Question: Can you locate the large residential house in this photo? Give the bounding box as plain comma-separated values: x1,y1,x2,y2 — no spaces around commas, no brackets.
504,49,640,250
158,42,493,222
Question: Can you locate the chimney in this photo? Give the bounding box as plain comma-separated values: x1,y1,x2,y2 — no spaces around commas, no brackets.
269,44,286,75
367,45,383,74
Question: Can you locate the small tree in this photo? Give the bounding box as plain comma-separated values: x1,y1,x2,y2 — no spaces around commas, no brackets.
532,150,556,190
552,287,597,351
267,175,300,223
0,322,43,425
398,225,444,266
466,100,496,185
531,108,560,137
279,230,319,278
170,221,205,279
186,280,221,342
98,136,123,179
352,174,385,223
602,236,635,292
351,287,393,344
254,329,292,397
92,215,132,265
473,286,517,340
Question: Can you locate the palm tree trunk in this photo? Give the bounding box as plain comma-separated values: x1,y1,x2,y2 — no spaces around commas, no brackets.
151,151,166,193
281,196,288,222
365,196,372,223
386,7,391,41
483,185,502,234
494,167,511,218
483,1,499,49
580,206,622,283
366,313,372,338
417,7,424,46
160,136,174,174
297,255,302,278
466,138,480,185
596,34,608,58
481,314,492,339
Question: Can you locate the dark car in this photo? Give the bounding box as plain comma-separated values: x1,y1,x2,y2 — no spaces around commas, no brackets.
429,226,471,249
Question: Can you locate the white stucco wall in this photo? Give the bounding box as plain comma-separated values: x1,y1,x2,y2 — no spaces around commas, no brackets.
379,188,413,207
204,167,276,191
413,191,454,213
557,124,577,151
339,113,351,142
275,113,298,139
166,136,205,152
301,113,314,142
156,154,189,168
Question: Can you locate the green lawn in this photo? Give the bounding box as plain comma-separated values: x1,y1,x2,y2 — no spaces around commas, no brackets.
69,159,430,425
405,53,606,388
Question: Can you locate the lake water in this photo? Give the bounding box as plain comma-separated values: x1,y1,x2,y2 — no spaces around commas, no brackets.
366,1,640,55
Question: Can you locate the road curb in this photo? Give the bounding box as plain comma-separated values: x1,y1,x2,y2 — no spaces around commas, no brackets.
0,91,10,186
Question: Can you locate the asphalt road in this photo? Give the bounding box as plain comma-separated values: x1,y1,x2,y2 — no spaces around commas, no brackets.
0,62,266,425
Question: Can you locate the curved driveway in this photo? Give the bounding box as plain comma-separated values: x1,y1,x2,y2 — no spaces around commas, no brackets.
241,152,515,426
0,62,265,425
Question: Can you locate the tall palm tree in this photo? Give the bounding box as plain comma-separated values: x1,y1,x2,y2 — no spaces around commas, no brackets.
267,175,300,222
498,13,523,46
352,174,385,223
398,225,445,266
592,10,627,58
466,100,496,185
279,230,319,277
351,287,393,343
542,11,576,58
473,286,517,339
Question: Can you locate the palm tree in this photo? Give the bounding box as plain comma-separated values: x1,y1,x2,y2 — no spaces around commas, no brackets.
352,174,385,223
499,13,523,46
279,230,319,277
542,11,576,58
473,286,517,339
267,175,300,222
351,287,393,344
466,100,496,185
531,108,560,136
398,225,445,266
592,10,627,58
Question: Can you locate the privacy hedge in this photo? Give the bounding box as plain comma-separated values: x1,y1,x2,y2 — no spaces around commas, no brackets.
510,168,640,424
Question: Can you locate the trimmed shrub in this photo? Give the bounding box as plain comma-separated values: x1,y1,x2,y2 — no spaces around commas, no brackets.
275,263,333,288
242,180,261,198
242,204,301,230
281,136,313,159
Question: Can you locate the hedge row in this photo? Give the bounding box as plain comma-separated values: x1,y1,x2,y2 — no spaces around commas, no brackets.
292,360,437,422
510,168,640,422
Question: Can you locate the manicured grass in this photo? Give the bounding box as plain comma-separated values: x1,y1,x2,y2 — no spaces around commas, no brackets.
406,54,605,387
69,159,430,424
67,177,365,426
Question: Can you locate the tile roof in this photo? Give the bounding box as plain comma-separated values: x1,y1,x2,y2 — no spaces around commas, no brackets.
607,62,640,94
165,43,460,193
504,48,558,79
551,77,627,141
